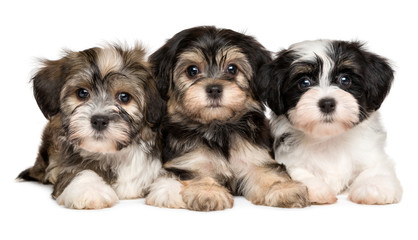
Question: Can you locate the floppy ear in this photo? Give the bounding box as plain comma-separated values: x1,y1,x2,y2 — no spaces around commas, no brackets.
363,50,394,111
149,42,177,101
33,57,70,119
250,45,273,78
144,75,166,129
256,61,283,115
255,48,296,116
149,28,197,100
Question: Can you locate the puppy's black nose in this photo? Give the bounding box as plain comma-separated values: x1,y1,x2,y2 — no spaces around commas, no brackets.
206,84,223,99
91,115,109,131
318,98,336,114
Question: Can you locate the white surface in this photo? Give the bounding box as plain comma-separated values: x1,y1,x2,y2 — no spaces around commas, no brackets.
1,0,416,239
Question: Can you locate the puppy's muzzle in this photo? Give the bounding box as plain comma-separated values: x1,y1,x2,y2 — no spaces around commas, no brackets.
91,115,110,131
206,84,223,99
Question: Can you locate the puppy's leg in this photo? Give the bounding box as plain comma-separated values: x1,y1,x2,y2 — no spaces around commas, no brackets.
290,167,338,204
349,166,402,204
230,139,309,208
237,163,310,208
162,147,234,211
181,177,234,211
145,173,186,209
54,170,119,209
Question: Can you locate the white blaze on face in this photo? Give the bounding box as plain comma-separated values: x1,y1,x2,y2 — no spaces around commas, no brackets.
291,39,334,87
96,47,124,77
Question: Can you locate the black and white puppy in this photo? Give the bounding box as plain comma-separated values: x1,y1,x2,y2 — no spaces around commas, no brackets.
17,44,165,209
145,26,310,211
256,40,402,204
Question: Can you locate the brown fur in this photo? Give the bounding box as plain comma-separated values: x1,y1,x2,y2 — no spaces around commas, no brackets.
18,44,165,209
181,177,234,211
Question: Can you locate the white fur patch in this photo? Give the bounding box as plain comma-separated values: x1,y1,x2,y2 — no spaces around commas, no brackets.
271,112,402,204
145,175,186,208
349,166,402,204
96,47,124,77
112,145,162,199
56,170,119,209
290,39,333,87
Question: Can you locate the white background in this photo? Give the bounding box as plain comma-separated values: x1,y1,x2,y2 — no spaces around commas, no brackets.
1,0,417,239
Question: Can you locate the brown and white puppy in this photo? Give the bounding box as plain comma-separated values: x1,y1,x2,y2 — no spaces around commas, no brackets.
17,44,165,209
145,26,310,211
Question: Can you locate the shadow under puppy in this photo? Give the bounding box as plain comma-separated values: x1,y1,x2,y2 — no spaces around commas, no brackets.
17,44,165,209
256,40,402,204
145,26,310,211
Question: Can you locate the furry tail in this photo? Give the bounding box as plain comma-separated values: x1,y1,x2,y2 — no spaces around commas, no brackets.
16,163,49,183
16,144,51,184
17,167,43,182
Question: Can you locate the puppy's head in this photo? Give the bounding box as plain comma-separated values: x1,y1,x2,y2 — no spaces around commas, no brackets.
33,44,165,153
149,26,271,123
256,40,394,137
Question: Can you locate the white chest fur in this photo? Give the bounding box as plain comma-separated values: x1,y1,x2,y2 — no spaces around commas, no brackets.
272,112,391,194
112,145,162,199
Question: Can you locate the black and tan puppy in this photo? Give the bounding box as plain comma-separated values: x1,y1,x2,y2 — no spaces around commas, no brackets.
17,44,165,209
145,26,310,211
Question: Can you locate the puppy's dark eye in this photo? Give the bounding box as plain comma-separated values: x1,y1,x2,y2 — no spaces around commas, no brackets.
298,77,312,90
77,88,90,100
226,64,238,75
186,65,200,78
338,75,352,88
117,92,131,104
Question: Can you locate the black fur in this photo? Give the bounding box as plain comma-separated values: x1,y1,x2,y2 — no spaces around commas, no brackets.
143,74,166,129
256,40,394,119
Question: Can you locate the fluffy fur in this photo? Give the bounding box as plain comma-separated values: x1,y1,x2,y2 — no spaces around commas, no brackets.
256,40,402,204
17,44,165,209
145,26,310,211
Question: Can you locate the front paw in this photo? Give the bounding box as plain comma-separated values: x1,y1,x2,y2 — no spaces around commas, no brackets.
264,181,310,208
307,182,338,204
181,177,233,211
145,177,186,209
56,170,119,209
349,182,402,205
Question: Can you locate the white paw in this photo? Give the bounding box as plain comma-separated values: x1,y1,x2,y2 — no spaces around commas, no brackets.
145,177,186,209
56,170,119,209
306,181,337,204
349,178,402,204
